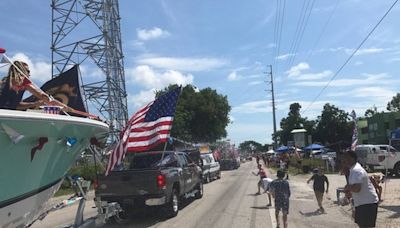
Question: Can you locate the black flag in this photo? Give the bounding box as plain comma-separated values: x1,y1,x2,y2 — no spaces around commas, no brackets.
24,65,86,116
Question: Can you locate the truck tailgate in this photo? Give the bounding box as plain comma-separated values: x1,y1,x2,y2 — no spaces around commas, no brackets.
96,169,162,197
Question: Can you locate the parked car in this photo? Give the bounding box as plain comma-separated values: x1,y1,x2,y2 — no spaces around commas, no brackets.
200,153,221,183
220,158,240,170
94,151,203,219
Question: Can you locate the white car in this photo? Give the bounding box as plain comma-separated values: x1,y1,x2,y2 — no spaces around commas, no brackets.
201,153,221,183
355,144,400,176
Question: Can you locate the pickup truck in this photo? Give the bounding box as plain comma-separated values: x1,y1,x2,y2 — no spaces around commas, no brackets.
94,151,203,219
356,144,400,176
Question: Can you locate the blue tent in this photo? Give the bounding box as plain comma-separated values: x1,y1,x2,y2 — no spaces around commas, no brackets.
304,144,324,150
391,128,400,139
276,146,289,153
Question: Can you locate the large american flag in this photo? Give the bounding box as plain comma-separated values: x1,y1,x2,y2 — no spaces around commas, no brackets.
106,87,181,175
350,110,358,151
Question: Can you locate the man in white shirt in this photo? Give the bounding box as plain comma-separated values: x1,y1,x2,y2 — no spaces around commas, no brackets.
343,150,379,228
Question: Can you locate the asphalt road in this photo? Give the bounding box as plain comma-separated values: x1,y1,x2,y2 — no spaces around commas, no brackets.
32,161,357,228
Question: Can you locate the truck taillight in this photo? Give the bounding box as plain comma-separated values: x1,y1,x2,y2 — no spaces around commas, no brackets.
93,179,99,189
157,174,166,189
378,155,386,162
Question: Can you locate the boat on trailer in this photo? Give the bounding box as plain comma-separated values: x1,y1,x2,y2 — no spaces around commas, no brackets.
0,109,108,228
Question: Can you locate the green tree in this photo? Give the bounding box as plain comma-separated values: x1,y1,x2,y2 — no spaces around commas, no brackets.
387,93,400,112
314,103,352,146
238,140,263,153
274,103,314,145
157,84,231,143
365,105,378,117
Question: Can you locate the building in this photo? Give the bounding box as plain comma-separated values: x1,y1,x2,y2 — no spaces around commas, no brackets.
358,118,368,144
358,112,400,144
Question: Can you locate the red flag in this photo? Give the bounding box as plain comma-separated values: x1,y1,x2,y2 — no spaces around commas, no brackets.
105,88,180,175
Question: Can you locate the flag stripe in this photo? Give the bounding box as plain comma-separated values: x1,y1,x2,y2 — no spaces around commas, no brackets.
131,120,173,133
130,117,173,129
127,133,170,148
127,138,168,152
130,125,172,137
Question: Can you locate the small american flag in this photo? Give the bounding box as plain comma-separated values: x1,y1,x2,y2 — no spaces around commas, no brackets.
105,87,181,175
350,110,358,151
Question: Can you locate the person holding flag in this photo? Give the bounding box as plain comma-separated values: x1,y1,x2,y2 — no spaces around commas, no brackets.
0,60,53,110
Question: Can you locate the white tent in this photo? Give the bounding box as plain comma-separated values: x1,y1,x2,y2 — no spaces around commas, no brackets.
266,149,275,155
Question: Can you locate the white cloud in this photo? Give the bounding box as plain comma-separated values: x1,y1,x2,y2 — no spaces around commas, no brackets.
232,100,271,114
277,100,333,119
345,47,384,56
248,80,263,85
327,87,396,101
276,53,295,60
354,61,364,66
126,65,193,89
295,70,333,80
137,27,170,41
128,90,156,108
286,62,310,77
0,52,52,83
292,73,394,87
136,57,227,72
228,71,240,81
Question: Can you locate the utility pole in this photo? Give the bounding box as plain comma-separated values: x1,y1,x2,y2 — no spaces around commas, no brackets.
266,65,278,149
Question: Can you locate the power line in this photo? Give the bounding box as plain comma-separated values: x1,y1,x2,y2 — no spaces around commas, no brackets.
304,0,340,63
302,0,399,115
289,0,315,67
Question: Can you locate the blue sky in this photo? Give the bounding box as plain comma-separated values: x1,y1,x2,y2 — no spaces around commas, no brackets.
1,0,400,145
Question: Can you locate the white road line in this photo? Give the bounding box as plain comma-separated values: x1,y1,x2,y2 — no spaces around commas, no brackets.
268,206,277,228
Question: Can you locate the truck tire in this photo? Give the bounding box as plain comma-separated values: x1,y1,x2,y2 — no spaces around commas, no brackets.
393,163,400,177
164,188,179,218
195,182,203,199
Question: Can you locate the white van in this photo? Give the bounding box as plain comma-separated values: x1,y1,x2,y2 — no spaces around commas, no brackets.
200,153,221,183
355,144,400,176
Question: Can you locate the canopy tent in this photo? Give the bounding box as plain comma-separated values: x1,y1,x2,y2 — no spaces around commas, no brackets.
304,144,324,150
266,149,275,155
391,128,400,139
276,146,289,153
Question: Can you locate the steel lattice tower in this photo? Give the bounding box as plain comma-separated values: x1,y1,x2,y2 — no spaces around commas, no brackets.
51,0,128,143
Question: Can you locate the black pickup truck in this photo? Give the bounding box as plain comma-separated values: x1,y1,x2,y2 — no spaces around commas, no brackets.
95,151,203,218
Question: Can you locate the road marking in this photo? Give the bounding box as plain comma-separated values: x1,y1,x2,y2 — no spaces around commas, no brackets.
268,205,277,227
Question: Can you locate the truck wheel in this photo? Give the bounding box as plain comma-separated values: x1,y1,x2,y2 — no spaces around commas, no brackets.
394,163,400,177
164,188,179,218
195,182,203,199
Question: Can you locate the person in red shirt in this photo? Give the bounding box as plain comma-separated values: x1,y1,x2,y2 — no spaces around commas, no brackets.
253,164,267,194
0,61,57,110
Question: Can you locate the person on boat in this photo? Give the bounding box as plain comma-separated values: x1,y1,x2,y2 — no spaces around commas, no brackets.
0,61,61,110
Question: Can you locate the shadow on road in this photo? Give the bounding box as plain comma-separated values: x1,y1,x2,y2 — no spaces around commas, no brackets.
250,206,270,210
299,209,323,217
102,197,198,227
380,205,400,219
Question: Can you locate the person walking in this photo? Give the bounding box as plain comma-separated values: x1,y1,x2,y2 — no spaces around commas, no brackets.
343,150,379,228
307,168,329,213
270,169,290,228
252,164,267,194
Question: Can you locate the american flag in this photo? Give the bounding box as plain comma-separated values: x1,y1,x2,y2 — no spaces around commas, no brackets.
105,87,181,175
350,110,358,151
